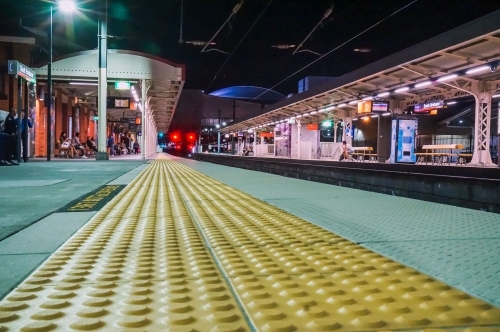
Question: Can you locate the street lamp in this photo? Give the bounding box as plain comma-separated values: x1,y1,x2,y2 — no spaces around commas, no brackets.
47,0,77,161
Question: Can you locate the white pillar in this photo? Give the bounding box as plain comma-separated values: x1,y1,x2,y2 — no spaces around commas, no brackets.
252,131,256,157
333,121,338,143
297,121,301,160
470,89,494,166
344,117,352,145
141,80,146,159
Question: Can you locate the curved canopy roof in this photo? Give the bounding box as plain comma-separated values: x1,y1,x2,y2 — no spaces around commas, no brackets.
209,86,286,105
34,49,185,133
221,10,500,133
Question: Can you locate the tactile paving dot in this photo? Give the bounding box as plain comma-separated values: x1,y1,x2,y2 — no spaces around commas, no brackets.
2,158,500,332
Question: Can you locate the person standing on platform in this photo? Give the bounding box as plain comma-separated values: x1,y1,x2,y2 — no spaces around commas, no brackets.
4,108,19,165
21,110,33,162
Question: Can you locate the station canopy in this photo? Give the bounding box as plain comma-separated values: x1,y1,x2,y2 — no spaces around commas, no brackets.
221,10,500,133
34,49,185,133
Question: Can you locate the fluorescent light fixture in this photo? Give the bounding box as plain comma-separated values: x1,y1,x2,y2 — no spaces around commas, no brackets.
415,81,431,88
447,101,457,105
247,129,253,133
466,66,489,74
222,122,227,126
395,87,409,93
377,92,390,97
216,124,220,128
493,94,500,98
69,82,98,86
352,118,358,121
382,112,391,116
437,74,458,82
296,115,302,118
325,106,335,111
318,109,326,113
362,96,373,101
349,100,359,105
371,114,379,118
338,103,347,107
309,111,317,114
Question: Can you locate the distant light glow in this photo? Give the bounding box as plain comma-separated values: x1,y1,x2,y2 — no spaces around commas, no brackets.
437,74,458,82
337,103,347,107
371,114,378,118
447,101,457,105
349,100,359,105
377,92,390,97
362,96,373,101
382,112,391,116
395,87,409,93
59,0,77,12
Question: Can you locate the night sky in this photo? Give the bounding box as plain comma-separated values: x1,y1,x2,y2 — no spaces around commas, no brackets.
1,0,500,95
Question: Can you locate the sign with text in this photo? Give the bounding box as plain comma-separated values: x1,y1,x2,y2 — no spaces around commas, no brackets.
107,97,131,109
8,60,36,83
372,101,389,112
414,100,444,113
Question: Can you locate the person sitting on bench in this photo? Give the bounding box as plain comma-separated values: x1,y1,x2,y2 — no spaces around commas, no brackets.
339,140,353,161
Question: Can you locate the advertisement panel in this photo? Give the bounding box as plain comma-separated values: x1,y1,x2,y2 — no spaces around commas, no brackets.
396,119,417,163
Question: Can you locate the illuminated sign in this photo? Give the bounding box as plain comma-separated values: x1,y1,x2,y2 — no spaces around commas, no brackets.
430,109,438,115
307,123,319,130
107,97,131,109
321,121,332,128
114,81,131,90
7,60,36,83
357,101,372,114
372,101,389,112
414,100,444,113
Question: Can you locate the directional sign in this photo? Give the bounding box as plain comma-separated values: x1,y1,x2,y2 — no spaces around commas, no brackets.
8,60,36,83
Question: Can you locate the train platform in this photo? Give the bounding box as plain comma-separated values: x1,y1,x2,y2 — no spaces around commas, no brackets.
0,154,499,331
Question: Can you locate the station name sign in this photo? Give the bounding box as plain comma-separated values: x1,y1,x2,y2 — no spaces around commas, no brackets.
414,100,444,113
7,60,36,83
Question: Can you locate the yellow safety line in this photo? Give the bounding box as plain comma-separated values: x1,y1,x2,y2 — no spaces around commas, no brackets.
1,157,499,332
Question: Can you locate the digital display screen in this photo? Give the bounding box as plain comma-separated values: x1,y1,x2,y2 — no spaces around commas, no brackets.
115,99,130,108
372,101,388,112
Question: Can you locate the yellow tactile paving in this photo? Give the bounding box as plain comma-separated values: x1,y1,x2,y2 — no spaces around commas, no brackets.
162,159,500,332
1,157,500,332
0,160,249,332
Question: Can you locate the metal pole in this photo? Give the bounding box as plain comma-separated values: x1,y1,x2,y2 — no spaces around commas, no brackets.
217,132,221,154
141,79,146,159
16,77,22,163
96,0,109,160
46,5,53,161
297,121,301,159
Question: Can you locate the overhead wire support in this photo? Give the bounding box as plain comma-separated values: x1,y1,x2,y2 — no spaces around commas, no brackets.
201,0,244,53
205,0,273,92
251,0,419,103
179,0,184,44
293,4,333,55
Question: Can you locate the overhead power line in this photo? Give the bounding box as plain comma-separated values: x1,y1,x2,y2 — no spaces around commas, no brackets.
205,0,274,92
251,0,420,103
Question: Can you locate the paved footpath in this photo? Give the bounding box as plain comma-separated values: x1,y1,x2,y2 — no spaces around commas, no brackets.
0,155,499,331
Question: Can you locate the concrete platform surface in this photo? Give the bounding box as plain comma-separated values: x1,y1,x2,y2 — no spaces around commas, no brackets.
0,160,145,241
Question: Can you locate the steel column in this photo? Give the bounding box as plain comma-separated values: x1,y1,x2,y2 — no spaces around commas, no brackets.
96,0,108,160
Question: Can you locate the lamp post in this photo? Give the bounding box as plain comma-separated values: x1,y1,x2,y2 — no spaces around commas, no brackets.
96,0,109,160
46,0,76,161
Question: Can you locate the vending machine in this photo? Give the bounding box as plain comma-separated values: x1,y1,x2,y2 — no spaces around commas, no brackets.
390,117,418,163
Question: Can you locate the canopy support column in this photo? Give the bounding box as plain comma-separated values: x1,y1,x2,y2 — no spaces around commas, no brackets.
469,81,494,166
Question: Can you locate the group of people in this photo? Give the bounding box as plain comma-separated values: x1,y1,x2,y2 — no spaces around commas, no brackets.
107,133,140,156
59,132,97,159
0,108,32,166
